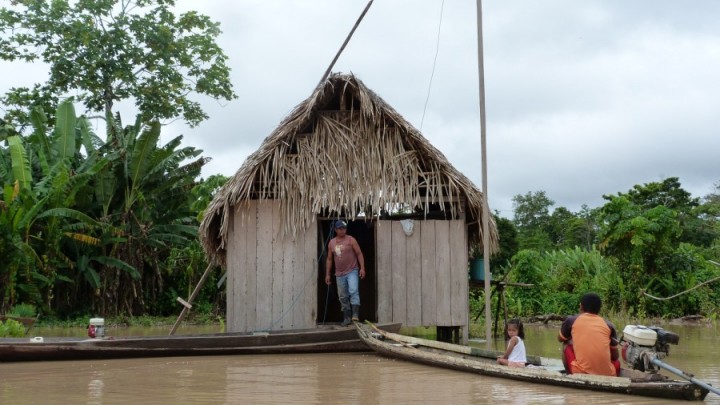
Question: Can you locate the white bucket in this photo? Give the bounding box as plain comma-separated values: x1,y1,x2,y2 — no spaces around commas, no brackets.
88,317,105,339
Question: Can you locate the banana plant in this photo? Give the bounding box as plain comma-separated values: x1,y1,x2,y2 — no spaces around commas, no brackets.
0,182,42,310
86,112,207,314
2,98,208,315
0,100,132,311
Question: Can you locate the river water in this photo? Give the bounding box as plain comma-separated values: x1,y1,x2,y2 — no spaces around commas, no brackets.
1,323,718,404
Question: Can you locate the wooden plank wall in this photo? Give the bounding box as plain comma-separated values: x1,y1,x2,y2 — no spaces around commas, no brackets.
226,200,317,332
376,221,393,322
376,219,468,327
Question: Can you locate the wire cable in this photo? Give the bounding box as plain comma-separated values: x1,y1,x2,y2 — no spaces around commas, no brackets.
420,0,445,131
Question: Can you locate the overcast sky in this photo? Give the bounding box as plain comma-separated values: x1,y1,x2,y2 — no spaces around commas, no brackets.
3,1,719,218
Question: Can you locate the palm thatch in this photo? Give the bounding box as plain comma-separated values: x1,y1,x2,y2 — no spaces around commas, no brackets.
200,73,498,267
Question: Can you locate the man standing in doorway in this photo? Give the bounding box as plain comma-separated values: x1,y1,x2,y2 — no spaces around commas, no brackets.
325,220,366,326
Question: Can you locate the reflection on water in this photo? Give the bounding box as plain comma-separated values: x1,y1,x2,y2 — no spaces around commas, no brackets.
1,324,719,404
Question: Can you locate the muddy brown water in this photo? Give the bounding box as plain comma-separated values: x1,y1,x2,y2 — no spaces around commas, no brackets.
1,323,719,404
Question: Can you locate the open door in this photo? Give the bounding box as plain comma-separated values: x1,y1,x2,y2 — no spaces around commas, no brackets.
317,219,376,324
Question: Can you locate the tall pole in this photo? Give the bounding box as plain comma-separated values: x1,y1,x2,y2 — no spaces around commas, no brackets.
317,0,375,87
475,0,492,349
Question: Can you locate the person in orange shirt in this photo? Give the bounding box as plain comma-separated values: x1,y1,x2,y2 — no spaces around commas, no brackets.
558,292,621,376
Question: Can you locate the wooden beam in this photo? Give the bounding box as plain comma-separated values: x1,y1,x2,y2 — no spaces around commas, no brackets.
176,297,192,309
169,264,214,335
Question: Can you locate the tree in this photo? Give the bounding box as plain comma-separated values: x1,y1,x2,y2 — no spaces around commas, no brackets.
2,97,208,316
0,0,237,127
87,113,208,315
512,191,554,251
547,205,599,251
489,213,518,272
605,177,712,247
0,101,110,312
696,181,720,247
621,177,698,211
598,196,680,274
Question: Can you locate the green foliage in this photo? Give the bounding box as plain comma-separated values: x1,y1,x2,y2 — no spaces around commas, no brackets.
622,177,698,211
512,191,554,230
191,174,228,221
7,303,36,318
693,182,720,247
0,0,237,127
489,213,518,270
512,191,554,251
493,179,720,320
505,250,547,316
595,181,714,317
77,112,209,315
598,196,680,274
503,248,619,317
548,205,599,250
0,319,25,337
1,98,214,317
0,1,233,319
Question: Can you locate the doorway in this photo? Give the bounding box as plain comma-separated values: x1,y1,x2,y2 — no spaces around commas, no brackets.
316,219,376,324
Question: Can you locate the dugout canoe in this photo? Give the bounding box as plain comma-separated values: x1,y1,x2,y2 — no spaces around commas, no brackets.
356,322,708,401
0,322,401,362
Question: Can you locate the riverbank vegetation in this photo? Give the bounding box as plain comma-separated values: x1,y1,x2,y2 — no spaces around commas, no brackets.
471,179,720,321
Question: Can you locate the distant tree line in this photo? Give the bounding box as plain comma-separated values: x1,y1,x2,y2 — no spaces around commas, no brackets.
480,178,720,319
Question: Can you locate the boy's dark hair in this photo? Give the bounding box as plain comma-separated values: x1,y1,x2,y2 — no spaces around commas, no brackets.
580,292,602,314
505,318,525,339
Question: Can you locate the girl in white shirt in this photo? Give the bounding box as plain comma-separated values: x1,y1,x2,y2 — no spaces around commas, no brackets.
497,319,527,367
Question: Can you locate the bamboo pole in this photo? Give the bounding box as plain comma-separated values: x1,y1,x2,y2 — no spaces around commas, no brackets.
475,0,492,349
317,0,375,87
169,264,215,335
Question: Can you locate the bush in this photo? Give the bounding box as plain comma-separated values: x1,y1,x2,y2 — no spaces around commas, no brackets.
0,319,25,337
503,247,621,317
8,303,37,318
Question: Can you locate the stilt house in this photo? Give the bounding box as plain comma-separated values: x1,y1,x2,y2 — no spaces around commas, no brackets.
200,73,498,333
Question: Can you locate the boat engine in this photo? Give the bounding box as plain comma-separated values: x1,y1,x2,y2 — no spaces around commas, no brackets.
620,325,679,372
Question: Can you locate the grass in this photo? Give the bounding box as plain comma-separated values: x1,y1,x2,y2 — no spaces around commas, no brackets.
6,303,37,318
35,312,223,328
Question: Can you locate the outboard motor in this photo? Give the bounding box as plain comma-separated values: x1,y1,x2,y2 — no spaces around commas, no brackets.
621,325,679,372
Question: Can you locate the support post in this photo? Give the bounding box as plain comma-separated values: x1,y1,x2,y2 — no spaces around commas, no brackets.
169,264,215,335
475,0,492,350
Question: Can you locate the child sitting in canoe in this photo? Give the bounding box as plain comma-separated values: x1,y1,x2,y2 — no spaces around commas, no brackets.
496,319,527,367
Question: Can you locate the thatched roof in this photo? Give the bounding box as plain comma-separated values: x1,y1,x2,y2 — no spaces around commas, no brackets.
200,73,498,267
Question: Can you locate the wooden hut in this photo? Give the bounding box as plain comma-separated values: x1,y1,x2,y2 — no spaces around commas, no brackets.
200,73,498,334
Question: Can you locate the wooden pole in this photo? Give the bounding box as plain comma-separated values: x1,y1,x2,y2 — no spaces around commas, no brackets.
475,0,492,349
317,0,375,87
169,264,215,335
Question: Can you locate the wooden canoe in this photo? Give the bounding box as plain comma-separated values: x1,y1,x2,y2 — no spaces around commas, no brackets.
0,322,401,362
356,322,708,401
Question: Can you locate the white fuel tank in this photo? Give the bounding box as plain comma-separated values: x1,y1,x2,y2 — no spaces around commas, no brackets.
623,325,657,347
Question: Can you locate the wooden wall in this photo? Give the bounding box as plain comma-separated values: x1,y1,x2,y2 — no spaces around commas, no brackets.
376,220,468,327
226,200,317,332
